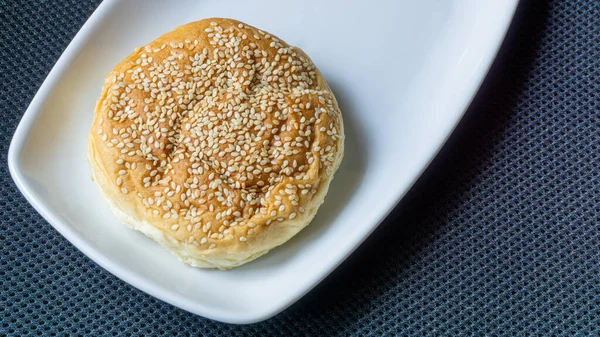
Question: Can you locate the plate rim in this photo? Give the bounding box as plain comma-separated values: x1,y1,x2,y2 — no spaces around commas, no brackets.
8,0,520,324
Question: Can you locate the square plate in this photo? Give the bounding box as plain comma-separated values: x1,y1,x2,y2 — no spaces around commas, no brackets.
8,0,518,324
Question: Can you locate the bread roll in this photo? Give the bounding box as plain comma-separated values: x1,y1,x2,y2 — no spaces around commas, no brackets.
88,18,344,269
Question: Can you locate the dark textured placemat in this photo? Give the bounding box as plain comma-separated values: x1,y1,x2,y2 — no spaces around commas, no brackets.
1,0,599,336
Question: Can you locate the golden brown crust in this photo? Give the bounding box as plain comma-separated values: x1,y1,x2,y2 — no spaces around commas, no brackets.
88,18,344,269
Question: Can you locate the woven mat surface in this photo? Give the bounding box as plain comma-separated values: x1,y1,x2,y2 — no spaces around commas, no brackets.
1,1,599,336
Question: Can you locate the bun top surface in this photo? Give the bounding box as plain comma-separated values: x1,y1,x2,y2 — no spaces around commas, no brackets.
89,18,343,257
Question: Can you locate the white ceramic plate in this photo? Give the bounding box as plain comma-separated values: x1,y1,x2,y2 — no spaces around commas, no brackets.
9,0,519,324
